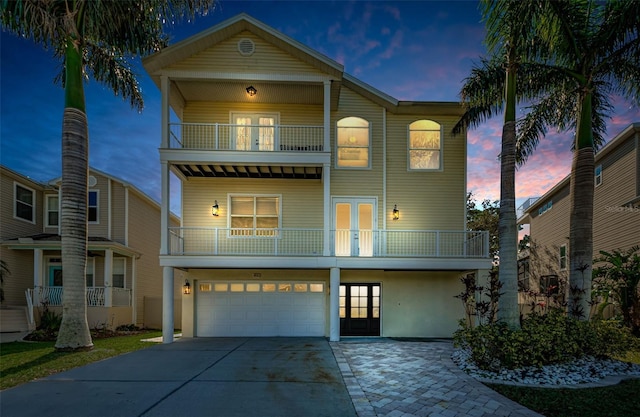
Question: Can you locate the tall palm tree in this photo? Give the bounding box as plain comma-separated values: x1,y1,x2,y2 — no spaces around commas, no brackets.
454,0,547,329
456,0,640,320
0,0,215,350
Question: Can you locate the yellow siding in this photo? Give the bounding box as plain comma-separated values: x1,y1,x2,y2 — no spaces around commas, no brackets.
167,31,326,77
386,113,466,231
109,180,127,244
330,88,385,214
183,101,323,125
182,177,324,229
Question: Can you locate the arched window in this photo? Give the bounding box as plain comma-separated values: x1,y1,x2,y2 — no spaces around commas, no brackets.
336,117,370,168
408,120,442,170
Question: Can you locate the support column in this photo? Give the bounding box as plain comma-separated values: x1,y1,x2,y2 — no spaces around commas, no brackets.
162,266,175,343
104,249,113,307
329,267,340,341
323,163,331,256
323,80,331,151
33,249,43,305
160,161,170,255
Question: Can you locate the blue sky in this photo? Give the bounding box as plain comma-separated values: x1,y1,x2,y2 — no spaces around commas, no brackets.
1,0,638,216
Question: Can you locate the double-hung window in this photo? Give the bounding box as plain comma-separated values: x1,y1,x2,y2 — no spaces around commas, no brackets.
559,244,567,270
336,117,370,168
88,190,99,223
14,183,35,223
408,120,442,170
230,195,280,236
113,258,126,288
46,194,59,227
595,164,602,187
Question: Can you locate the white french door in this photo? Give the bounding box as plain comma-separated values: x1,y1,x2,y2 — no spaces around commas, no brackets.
333,198,376,257
232,113,276,151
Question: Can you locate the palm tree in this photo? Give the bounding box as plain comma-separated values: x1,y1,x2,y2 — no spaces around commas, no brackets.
0,0,215,350
454,0,547,329
456,0,640,320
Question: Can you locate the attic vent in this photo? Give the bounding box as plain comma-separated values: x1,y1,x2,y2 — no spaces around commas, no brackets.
88,176,97,187
237,38,255,56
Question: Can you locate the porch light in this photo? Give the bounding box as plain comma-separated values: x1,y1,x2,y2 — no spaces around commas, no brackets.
392,204,399,220
183,280,191,295
246,85,257,97
212,200,219,216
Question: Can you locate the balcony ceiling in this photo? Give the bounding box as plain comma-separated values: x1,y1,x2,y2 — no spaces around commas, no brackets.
174,80,325,105
174,163,323,180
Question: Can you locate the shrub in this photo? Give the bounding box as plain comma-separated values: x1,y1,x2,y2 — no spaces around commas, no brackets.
454,310,636,371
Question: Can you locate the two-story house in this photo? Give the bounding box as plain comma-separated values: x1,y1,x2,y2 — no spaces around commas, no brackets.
517,122,640,301
142,14,492,342
0,165,182,340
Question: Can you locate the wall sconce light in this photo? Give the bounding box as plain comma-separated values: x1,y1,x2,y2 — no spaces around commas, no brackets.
212,200,219,216
183,279,191,295
392,204,400,220
246,86,257,97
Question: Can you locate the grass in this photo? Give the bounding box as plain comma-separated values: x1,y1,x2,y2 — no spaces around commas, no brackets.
0,330,162,390
486,351,640,417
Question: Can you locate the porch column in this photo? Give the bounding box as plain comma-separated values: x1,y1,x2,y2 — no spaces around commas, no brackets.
33,248,43,305
160,75,170,148
160,161,170,256
329,267,340,341
104,249,113,307
323,80,330,151
131,256,137,324
162,266,174,343
323,163,331,256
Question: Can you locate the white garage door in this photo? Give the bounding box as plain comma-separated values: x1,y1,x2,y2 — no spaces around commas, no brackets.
196,281,326,337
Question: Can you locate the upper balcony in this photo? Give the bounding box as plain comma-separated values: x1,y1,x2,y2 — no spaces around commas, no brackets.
163,122,330,179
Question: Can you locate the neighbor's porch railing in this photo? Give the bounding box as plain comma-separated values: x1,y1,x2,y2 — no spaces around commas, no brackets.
168,227,489,258
169,123,324,151
27,286,132,307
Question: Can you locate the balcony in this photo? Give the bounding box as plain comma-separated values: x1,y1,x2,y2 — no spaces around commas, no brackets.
168,227,489,258
165,123,328,179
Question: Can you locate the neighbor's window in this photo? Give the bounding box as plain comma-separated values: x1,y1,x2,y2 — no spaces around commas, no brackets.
14,182,35,223
112,258,126,288
230,195,280,236
88,190,99,223
595,164,602,187
86,258,95,287
336,117,370,168
46,194,59,227
559,244,567,271
408,120,442,170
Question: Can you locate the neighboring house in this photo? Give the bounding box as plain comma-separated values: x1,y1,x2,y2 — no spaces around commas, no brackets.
0,165,182,339
517,122,640,303
142,13,492,342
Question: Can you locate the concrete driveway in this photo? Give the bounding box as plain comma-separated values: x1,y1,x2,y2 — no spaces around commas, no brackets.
0,337,357,417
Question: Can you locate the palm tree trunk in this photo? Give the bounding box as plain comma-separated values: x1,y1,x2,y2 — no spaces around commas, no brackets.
568,93,594,320
497,61,519,329
55,37,93,351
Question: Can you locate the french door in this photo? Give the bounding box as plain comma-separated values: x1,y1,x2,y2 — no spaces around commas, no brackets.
340,283,381,336
334,198,376,257
232,113,276,151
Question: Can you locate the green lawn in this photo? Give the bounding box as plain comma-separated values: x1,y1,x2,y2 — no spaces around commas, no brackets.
0,331,162,390
486,351,640,417
487,379,640,417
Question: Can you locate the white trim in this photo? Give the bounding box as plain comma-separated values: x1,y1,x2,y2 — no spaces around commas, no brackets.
124,187,129,246
107,179,112,239
227,194,283,234
594,164,603,187
382,107,387,230
13,181,36,224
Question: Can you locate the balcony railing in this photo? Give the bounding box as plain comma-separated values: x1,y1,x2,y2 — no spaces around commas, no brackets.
168,227,489,258
27,286,131,307
168,123,325,151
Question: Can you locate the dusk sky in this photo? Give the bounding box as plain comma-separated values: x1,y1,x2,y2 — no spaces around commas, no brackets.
1,1,639,217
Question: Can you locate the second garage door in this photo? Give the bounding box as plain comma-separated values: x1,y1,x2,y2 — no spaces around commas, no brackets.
196,281,326,337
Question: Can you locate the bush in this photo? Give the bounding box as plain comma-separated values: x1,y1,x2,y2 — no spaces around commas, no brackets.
454,310,636,371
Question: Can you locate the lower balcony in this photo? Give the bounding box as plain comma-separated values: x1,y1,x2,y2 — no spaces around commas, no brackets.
168,228,489,258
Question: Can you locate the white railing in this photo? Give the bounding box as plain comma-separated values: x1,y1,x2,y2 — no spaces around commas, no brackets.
168,123,324,151
168,227,489,258
27,286,131,307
